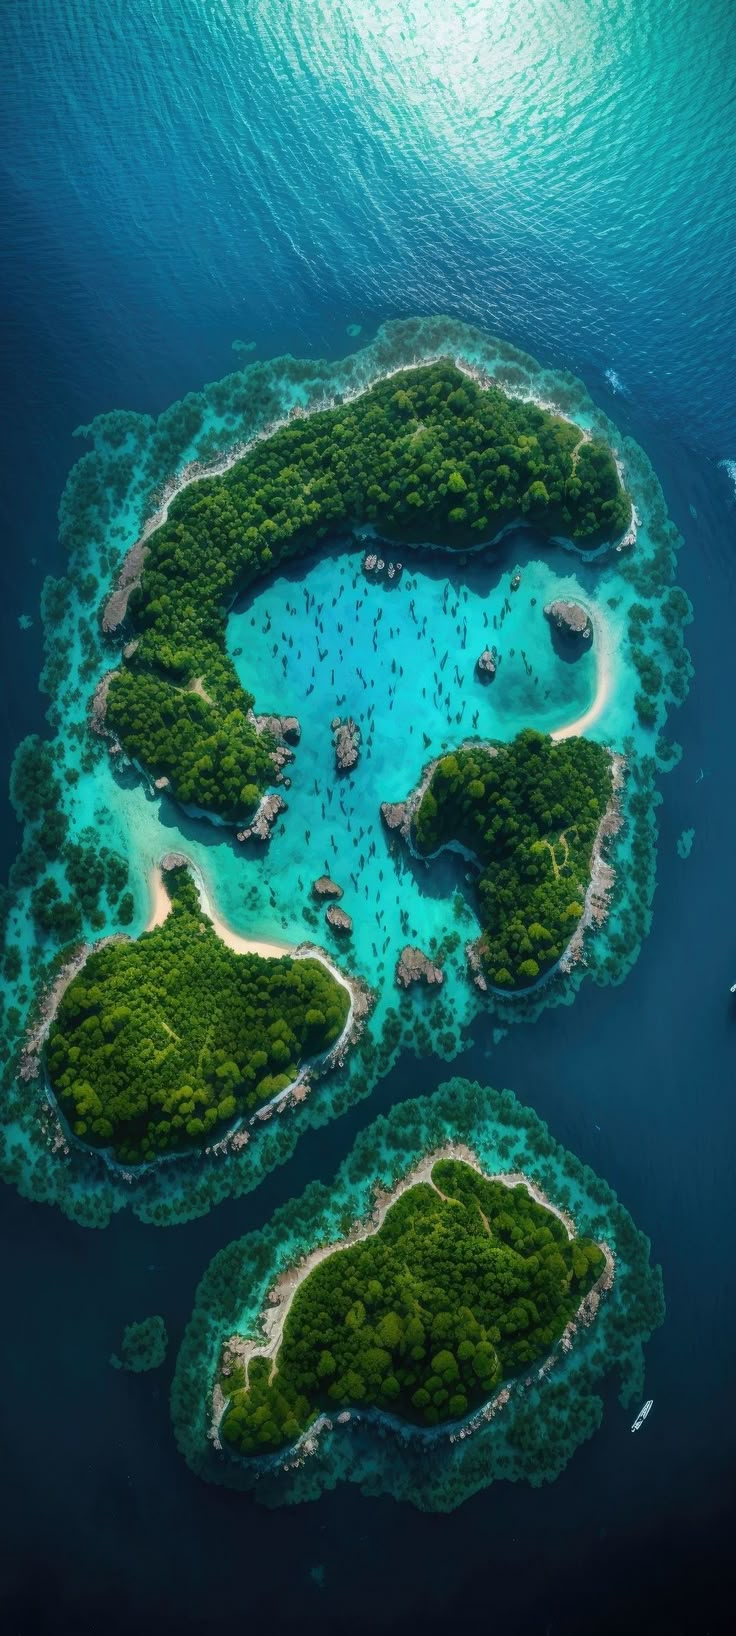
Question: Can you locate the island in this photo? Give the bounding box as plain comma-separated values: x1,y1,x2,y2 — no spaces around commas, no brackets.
386,728,620,989
171,1077,665,1510
101,360,631,825
0,315,692,1229
43,864,354,1166
218,1157,606,1456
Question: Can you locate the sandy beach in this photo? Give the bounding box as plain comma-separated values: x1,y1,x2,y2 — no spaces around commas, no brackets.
550,601,613,741
146,862,292,959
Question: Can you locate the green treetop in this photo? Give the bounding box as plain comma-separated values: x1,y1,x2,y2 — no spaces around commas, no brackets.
44,866,350,1166
220,1158,605,1456
106,362,631,820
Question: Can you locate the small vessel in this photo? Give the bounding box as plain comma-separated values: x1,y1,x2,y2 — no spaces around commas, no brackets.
631,1399,653,1433
730,983,736,994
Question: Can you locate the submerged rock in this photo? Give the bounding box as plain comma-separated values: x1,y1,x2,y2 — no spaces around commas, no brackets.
331,715,361,771
544,600,593,642
326,904,353,935
395,946,444,989
476,648,497,681
312,876,344,900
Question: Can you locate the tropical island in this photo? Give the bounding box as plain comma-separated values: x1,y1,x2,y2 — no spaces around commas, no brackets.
218,1156,606,1456
384,729,618,989
171,1077,665,1510
0,315,691,1228
101,360,631,824
44,863,353,1165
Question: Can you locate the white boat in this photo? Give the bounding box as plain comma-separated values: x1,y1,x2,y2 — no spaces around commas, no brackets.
631,1399,653,1432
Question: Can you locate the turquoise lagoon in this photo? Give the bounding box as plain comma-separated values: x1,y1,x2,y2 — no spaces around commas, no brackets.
1,317,690,1225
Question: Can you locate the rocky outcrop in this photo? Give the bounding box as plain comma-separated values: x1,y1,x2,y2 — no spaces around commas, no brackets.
102,538,149,634
476,648,497,681
312,876,344,900
89,669,122,755
331,716,361,772
466,938,488,992
544,600,593,642
236,792,286,843
251,712,301,745
249,711,300,781
326,904,353,935
380,800,408,832
363,552,403,582
395,945,444,989
160,851,191,872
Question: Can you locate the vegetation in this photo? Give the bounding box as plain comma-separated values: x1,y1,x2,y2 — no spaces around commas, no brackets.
9,736,131,941
412,729,612,988
220,1158,605,1455
44,866,350,1165
107,362,631,820
110,1315,168,1372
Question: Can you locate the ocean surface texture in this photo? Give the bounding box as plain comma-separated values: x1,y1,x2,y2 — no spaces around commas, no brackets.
1,1,735,1632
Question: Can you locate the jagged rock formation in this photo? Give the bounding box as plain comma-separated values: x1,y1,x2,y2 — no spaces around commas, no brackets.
363,552,403,581
380,800,408,832
544,600,593,642
395,945,444,989
312,876,344,900
476,648,497,681
326,904,353,935
101,539,149,633
236,793,286,843
251,712,301,745
160,851,191,871
331,716,361,771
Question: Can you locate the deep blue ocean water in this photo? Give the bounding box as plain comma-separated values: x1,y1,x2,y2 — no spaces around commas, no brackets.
1,1,736,1630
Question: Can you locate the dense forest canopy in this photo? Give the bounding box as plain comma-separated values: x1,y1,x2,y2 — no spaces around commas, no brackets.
44,867,350,1166
412,729,613,987
220,1157,605,1456
106,362,631,820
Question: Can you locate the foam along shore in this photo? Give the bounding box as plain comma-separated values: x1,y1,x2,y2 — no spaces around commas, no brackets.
550,599,613,742
211,1143,614,1456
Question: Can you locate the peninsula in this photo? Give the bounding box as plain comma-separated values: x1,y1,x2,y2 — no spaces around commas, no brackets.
384,728,617,988
44,863,355,1165
101,361,631,825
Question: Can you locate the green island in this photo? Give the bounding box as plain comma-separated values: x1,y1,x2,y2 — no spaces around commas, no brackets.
409,730,614,987
105,360,631,821
44,865,351,1166
110,1314,168,1373
0,316,691,1230
220,1157,606,1456
171,1078,665,1511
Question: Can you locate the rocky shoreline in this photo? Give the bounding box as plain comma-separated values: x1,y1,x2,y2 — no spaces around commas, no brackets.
210,1142,613,1469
